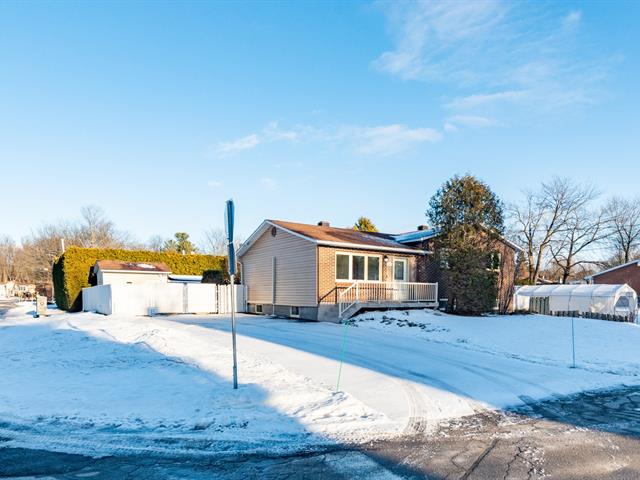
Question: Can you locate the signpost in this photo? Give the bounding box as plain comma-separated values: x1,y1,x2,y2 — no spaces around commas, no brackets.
225,199,239,389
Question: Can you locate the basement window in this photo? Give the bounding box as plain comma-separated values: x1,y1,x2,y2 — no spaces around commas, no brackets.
255,304,263,314
290,306,300,317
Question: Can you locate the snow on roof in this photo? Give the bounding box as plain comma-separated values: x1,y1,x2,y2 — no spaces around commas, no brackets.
95,260,171,273
515,284,635,298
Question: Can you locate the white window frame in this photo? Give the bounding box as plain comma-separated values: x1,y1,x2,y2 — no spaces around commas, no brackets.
392,257,408,282
335,252,382,282
290,306,300,317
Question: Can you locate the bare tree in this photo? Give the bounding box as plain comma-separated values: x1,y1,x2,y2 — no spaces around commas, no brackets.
77,205,130,248
604,197,640,265
0,236,17,283
510,177,597,284
146,235,166,252
200,228,227,255
550,202,606,283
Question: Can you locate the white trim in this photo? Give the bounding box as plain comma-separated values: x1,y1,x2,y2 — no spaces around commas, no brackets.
335,252,382,282
586,260,640,279
290,306,300,318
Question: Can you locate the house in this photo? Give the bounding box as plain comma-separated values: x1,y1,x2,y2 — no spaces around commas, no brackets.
237,220,522,321
586,260,640,296
93,260,171,286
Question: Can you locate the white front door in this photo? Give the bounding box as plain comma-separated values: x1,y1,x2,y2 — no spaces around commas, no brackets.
392,258,408,301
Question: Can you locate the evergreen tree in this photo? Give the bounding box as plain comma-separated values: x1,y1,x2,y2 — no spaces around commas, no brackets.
353,216,378,233
163,232,198,254
427,175,504,315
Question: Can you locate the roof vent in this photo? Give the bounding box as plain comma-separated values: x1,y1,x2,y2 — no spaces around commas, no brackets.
318,221,330,227
417,224,430,231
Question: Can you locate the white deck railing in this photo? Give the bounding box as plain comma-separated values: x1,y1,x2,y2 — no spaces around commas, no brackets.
338,281,438,318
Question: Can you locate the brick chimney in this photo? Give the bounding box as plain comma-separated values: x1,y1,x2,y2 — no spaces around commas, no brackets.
318,221,331,227
417,224,430,231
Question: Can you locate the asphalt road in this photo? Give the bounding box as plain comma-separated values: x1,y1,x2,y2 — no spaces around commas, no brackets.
2,386,640,479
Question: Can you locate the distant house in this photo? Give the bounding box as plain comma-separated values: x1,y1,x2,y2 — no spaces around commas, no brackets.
238,219,522,321
93,260,171,286
586,260,640,295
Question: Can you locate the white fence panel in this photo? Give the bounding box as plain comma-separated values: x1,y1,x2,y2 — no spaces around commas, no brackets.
82,285,113,315
186,284,218,313
83,283,242,316
217,285,247,314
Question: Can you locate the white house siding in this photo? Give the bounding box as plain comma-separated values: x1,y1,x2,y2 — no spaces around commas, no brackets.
240,227,317,308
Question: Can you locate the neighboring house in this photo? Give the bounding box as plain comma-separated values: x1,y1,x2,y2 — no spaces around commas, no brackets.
586,260,640,296
93,260,171,286
0,281,14,299
238,220,522,321
1,282,36,299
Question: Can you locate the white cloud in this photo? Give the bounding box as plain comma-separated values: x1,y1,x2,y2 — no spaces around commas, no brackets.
213,122,303,157
563,10,582,29
347,124,441,156
446,90,527,109
215,121,441,158
446,114,496,128
374,1,608,114
207,180,223,188
216,134,260,155
260,177,277,190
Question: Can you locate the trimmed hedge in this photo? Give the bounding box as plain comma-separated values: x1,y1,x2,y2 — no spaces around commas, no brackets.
53,246,226,312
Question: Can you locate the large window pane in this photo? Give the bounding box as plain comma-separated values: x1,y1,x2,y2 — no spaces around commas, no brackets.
352,255,365,280
336,254,349,280
394,260,406,281
367,257,380,281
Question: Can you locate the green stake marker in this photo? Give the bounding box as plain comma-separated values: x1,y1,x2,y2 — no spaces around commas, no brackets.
336,320,351,392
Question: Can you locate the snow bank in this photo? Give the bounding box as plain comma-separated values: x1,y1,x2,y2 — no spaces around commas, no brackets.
0,304,394,456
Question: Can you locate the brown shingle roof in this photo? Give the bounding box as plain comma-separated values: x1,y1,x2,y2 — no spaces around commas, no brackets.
269,220,424,252
95,260,171,273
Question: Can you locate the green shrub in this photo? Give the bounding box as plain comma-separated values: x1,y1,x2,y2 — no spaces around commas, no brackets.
53,246,226,311
202,270,226,284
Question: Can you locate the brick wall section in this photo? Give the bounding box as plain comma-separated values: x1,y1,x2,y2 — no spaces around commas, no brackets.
592,262,640,294
413,237,518,312
317,246,421,304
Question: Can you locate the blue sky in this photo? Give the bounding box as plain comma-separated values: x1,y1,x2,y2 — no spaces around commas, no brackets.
0,1,638,244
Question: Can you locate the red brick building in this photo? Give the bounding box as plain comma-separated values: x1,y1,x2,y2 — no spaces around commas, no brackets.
588,260,640,294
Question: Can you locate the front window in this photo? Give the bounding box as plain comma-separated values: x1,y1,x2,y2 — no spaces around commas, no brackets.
367,257,380,281
336,254,350,280
352,255,365,280
335,252,381,281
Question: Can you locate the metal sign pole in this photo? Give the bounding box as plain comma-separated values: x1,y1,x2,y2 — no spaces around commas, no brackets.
230,273,238,389
225,199,238,389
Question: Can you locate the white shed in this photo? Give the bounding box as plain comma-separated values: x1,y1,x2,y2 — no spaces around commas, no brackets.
94,260,171,286
514,284,637,316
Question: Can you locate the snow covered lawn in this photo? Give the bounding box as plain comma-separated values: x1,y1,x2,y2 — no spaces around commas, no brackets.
354,309,640,376
0,304,393,456
1,303,639,457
